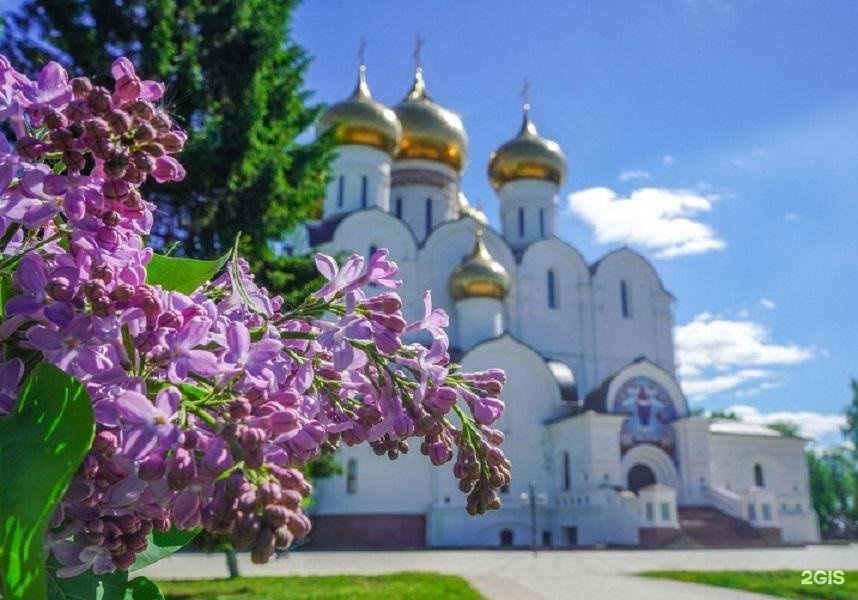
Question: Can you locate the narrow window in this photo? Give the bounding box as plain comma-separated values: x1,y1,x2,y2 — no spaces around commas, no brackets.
346,458,357,494
747,503,757,521
620,280,631,318
518,207,525,238
360,175,368,208
425,198,433,237
563,452,571,491
337,175,344,207
547,270,557,309
539,208,545,237
754,464,765,487
395,197,403,218
645,502,654,522
761,503,772,521
369,244,378,257
660,502,671,521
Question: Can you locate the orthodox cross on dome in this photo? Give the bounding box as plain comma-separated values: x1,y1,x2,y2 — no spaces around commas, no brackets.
520,78,532,113
413,34,425,71
357,38,367,69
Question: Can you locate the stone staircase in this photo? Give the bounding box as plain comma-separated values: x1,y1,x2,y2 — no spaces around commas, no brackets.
641,506,782,548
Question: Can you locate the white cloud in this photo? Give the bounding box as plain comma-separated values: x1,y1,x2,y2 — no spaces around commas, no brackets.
662,155,675,165
567,187,726,259
618,170,651,182
759,297,776,310
784,212,799,221
675,313,817,399
727,405,846,440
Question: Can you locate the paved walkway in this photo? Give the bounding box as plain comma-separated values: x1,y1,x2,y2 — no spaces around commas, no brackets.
141,544,858,599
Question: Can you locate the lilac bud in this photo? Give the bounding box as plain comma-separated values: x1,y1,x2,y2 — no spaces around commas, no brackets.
92,430,118,454
71,77,92,98
258,482,282,505
88,86,113,113
45,276,75,302
15,136,46,160
62,149,86,172
138,454,166,481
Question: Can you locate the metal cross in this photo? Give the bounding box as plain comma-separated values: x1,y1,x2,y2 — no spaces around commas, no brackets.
413,34,425,70
520,78,532,111
357,39,367,67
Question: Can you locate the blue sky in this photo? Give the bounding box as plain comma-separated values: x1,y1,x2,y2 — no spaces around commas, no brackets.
290,1,858,445
2,0,855,443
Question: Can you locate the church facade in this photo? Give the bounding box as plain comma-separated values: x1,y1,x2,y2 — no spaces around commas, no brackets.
285,64,820,548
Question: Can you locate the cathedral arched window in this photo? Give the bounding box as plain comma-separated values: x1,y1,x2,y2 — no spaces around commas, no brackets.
360,175,368,208
394,197,403,218
539,208,545,237
620,280,631,318
346,458,357,494
425,198,433,237
754,463,765,488
517,207,525,238
547,270,557,309
337,175,345,207
563,452,571,491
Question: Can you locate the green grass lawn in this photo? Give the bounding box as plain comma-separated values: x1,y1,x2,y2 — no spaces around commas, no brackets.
157,572,483,600
642,570,858,600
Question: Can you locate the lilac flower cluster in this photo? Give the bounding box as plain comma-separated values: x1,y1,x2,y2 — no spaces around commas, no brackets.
0,56,510,576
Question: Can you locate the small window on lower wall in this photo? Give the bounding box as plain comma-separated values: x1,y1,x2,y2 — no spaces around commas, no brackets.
645,502,655,522
748,503,757,521
346,458,357,494
660,502,671,521
761,503,772,521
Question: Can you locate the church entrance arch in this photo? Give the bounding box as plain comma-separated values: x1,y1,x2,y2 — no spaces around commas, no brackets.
627,464,656,494
621,444,680,493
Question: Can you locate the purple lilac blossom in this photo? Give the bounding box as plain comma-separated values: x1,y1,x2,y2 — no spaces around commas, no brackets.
0,54,510,577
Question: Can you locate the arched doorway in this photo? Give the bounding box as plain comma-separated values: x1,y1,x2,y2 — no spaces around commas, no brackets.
499,529,514,547
627,464,656,494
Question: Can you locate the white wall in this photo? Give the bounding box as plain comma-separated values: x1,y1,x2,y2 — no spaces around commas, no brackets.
390,159,460,242
497,179,558,248
324,145,392,218
591,249,676,382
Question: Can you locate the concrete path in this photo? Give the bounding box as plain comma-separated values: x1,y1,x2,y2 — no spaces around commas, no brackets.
141,544,858,599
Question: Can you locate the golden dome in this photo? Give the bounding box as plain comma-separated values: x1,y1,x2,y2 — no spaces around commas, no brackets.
449,228,510,301
318,66,402,156
487,107,567,190
393,69,468,171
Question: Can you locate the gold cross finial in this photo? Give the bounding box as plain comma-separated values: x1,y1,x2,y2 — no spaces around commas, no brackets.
520,78,532,113
413,34,425,71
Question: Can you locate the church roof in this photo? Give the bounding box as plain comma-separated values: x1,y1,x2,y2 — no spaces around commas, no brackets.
546,359,578,404
708,420,785,437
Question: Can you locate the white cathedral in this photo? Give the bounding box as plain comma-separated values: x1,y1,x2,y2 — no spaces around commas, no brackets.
285,63,820,549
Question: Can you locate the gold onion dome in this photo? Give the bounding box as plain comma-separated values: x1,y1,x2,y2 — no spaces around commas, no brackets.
449,228,510,301
318,65,402,156
393,68,468,171
488,106,567,190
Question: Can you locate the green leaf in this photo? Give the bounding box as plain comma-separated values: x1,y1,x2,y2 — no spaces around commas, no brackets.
146,252,229,295
0,364,94,600
47,567,129,600
129,527,199,572
123,576,164,600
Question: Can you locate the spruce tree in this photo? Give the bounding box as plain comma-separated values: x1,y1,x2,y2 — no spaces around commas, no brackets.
2,0,333,266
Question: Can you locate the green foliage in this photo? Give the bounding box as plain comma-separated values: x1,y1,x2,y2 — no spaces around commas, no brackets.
146,252,230,295
2,0,334,262
47,567,165,600
844,379,858,454
156,573,485,600
807,447,857,537
767,421,800,437
130,527,201,572
0,364,94,599
643,570,858,600
708,410,739,420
